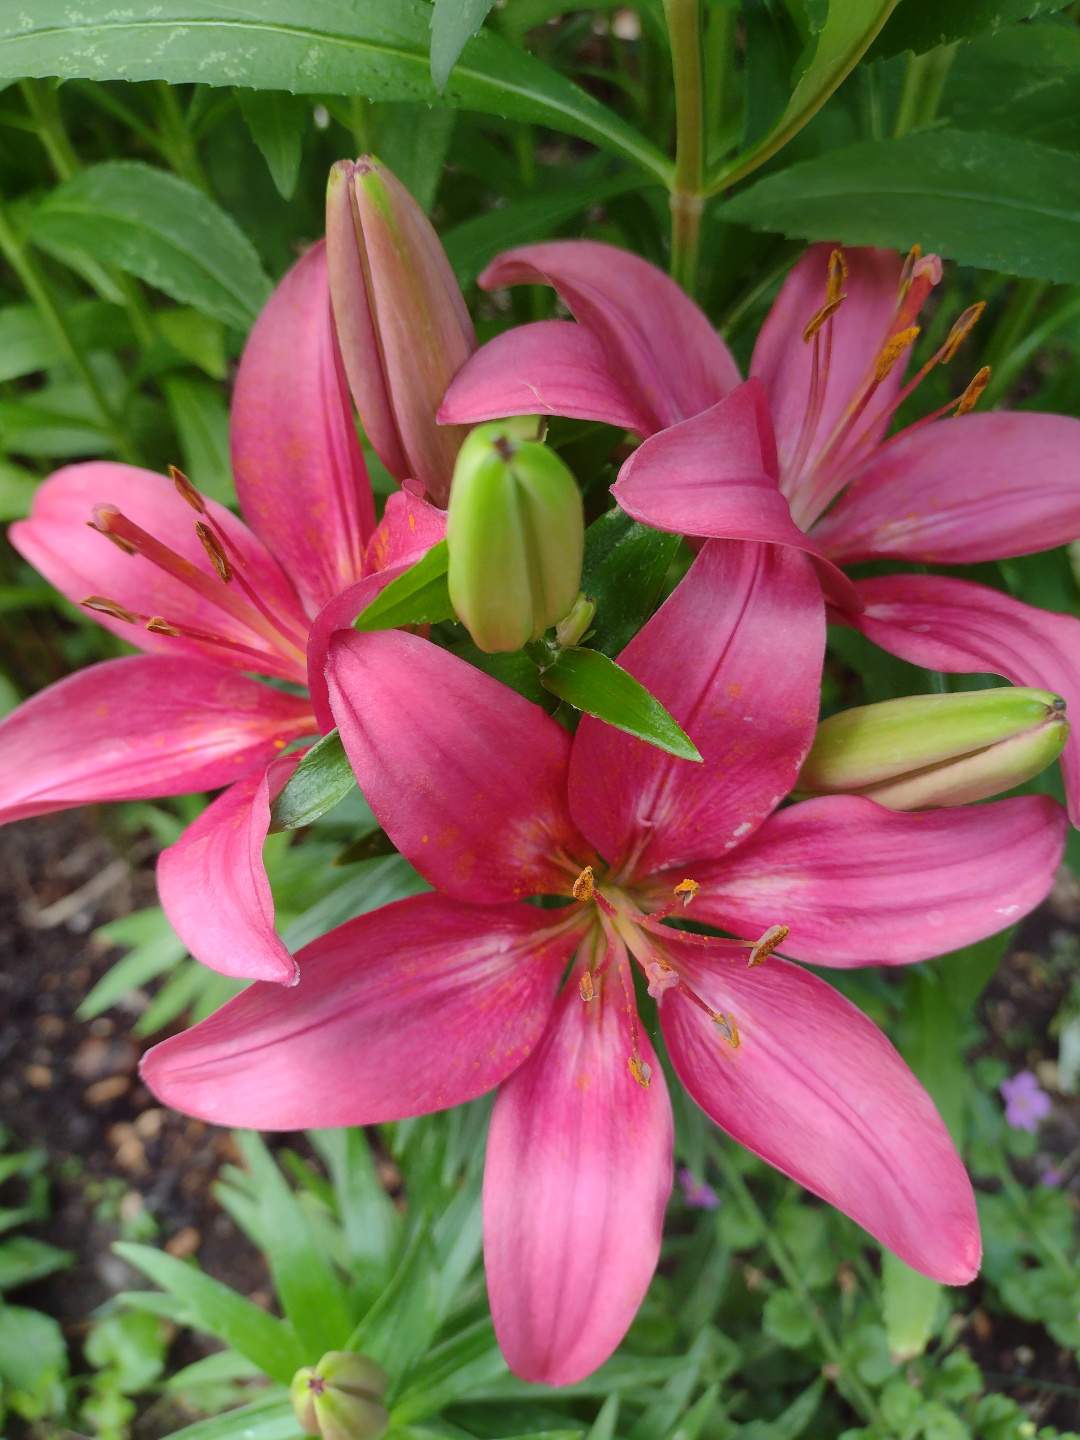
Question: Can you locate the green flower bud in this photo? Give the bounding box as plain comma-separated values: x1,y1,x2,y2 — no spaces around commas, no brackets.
447,422,584,654
795,687,1069,810
290,1352,390,1440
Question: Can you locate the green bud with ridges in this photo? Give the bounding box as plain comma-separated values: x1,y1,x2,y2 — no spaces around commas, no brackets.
290,1352,390,1440
796,687,1069,810
447,422,584,654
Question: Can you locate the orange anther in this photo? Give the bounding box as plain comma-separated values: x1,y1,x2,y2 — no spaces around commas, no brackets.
714,1013,740,1049
826,248,848,306
955,366,991,416
674,878,699,907
802,295,844,344
874,326,920,384
898,244,922,297
146,616,181,637
747,924,789,967
195,521,233,582
941,302,985,363
81,595,139,625
579,971,596,1002
572,866,595,902
628,1055,652,1088
171,465,206,514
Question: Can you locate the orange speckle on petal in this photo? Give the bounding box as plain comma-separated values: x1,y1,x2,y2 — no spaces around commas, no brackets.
726,681,742,699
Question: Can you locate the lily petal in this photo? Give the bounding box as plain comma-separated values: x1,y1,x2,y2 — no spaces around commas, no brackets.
661,941,980,1284
363,489,447,574
611,380,861,611
811,412,1080,565
846,574,1080,824
682,793,1064,964
327,630,589,901
569,540,824,879
155,753,302,985
438,319,651,435
479,240,740,433
305,564,412,732
0,657,314,823
141,894,580,1127
485,944,672,1385
11,462,308,681
750,245,910,521
231,240,374,616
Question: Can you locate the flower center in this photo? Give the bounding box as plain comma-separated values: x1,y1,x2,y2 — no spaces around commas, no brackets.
787,245,990,529
571,865,788,1088
80,467,309,680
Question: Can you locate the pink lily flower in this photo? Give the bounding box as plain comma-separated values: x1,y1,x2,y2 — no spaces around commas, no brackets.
141,538,1065,1384
0,241,445,983
439,240,1080,817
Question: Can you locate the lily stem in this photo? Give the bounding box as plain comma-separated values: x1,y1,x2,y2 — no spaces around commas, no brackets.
893,44,957,137
712,1144,882,1426
664,0,706,296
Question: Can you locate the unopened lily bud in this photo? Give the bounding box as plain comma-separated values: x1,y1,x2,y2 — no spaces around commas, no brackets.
447,422,584,653
326,156,476,507
796,687,1068,811
290,1352,390,1440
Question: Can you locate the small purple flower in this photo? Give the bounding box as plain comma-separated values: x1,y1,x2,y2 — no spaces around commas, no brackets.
1041,1167,1062,1188
678,1166,719,1210
1000,1071,1052,1133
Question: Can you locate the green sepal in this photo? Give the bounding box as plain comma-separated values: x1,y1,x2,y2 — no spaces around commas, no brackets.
539,647,701,762
354,542,455,632
268,731,356,833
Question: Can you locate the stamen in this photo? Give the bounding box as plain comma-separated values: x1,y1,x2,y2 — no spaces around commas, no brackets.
674,878,699,907
802,296,844,344
955,366,991,416
747,924,789,967
644,877,701,923
171,465,206,514
897,244,922,303
628,1055,652,1088
81,595,138,624
579,971,596,1002
86,520,135,555
146,616,181,636
874,326,920,383
714,1013,740,1049
941,303,985,363
572,866,595,902
195,521,233,582
825,248,847,306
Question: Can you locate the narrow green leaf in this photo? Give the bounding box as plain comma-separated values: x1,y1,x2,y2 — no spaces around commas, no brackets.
0,3,672,184
465,1354,696,1400
233,1132,352,1360
871,0,1069,61
720,131,1080,285
30,161,272,330
442,172,652,288
162,373,237,507
309,1128,402,1284
0,1236,73,1290
269,730,356,834
431,0,495,93
280,853,429,953
354,541,455,631
235,89,308,199
148,1393,302,1440
77,912,187,1020
114,1241,305,1383
348,1226,443,1381
540,648,701,761
712,0,901,191
391,1319,508,1421
580,508,679,658
374,103,457,214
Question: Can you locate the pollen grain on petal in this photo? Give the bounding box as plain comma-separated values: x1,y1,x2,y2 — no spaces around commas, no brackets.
955,366,991,416
747,923,789,967
572,865,595,902
628,1055,652,1088
874,326,920,383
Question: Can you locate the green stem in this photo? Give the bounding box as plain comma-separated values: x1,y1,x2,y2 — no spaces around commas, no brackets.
702,1,740,169
977,278,1052,406
981,288,1080,408
893,44,957,137
664,0,705,295
713,1146,881,1426
0,194,138,464
19,79,79,181
152,81,213,194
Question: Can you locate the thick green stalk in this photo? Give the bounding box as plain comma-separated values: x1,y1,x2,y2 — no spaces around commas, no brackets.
0,194,138,465
19,79,79,181
664,0,706,295
893,44,957,136
152,81,213,194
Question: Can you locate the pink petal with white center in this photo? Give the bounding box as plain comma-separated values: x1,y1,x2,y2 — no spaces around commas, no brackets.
363,489,447,574
750,245,912,521
327,629,590,901
141,893,581,1128
438,320,651,435
231,240,375,616
611,380,861,612
12,463,309,681
485,946,672,1384
0,656,314,824
846,574,1080,824
479,241,740,433
810,411,1080,565
683,793,1064,965
660,941,980,1284
569,540,824,880
304,563,413,733
156,753,302,984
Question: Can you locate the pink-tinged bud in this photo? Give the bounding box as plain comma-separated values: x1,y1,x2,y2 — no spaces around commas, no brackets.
290,1352,390,1440
796,687,1068,811
326,156,476,508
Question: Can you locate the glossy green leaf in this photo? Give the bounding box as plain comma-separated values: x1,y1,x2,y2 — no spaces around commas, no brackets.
942,23,1080,153
450,640,548,706
871,0,1069,60
540,647,701,760
233,1132,352,1360
0,1236,73,1290
721,131,1080,285
580,508,680,658
269,731,356,834
431,0,496,92
30,162,272,330
154,1393,303,1440
442,172,653,288
712,0,901,191
235,89,308,199
348,1227,443,1381
355,541,455,631
374,103,457,214
114,1241,306,1383
0,2,671,183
